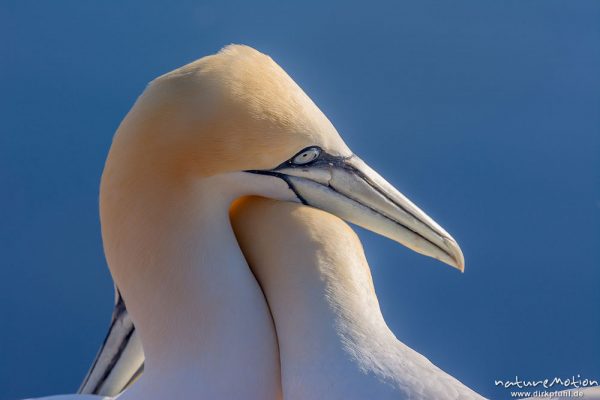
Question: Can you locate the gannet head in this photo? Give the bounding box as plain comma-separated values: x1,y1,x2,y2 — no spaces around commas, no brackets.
108,44,463,271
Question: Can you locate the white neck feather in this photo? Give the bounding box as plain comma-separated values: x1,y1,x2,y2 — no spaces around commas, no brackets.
250,228,402,399
232,200,483,400
100,171,281,399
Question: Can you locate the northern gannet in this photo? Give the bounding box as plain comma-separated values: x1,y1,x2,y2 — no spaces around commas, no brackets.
232,197,483,399
28,44,464,399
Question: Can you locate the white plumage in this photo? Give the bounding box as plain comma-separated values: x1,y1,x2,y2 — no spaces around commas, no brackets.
28,45,487,400
233,197,482,399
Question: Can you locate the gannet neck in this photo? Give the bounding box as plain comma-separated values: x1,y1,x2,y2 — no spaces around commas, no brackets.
100,158,281,399
232,198,483,400
79,43,468,399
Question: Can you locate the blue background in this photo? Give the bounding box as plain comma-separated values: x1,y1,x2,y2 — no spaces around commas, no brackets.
1,1,599,399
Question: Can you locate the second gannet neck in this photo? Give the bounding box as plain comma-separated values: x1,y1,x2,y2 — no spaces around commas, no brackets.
100,152,281,399
232,198,399,398
232,198,483,400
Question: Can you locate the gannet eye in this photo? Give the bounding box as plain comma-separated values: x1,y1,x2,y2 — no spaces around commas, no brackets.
291,147,321,165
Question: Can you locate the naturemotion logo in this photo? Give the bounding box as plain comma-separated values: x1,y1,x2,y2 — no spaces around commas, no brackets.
494,375,598,398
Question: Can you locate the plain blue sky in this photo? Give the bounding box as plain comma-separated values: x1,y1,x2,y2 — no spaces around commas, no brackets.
1,1,599,399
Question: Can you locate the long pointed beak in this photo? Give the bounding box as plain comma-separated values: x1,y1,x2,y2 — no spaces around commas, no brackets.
252,153,464,271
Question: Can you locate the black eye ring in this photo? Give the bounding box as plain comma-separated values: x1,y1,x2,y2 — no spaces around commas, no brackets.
290,146,322,166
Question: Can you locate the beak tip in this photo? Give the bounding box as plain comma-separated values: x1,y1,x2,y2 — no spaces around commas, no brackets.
443,236,465,273
448,257,465,273
455,251,465,273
